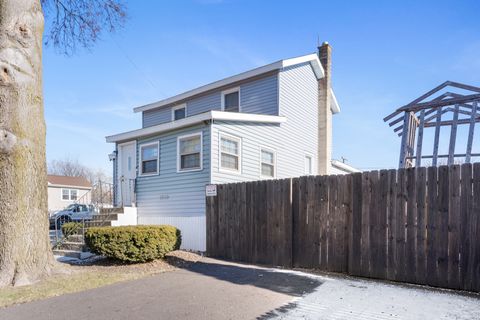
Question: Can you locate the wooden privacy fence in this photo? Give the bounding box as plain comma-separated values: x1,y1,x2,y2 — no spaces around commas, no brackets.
206,163,480,292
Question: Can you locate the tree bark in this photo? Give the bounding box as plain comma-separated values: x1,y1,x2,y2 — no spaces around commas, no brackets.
0,0,56,286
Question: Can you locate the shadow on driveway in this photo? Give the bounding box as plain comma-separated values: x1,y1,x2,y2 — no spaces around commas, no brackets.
168,255,323,297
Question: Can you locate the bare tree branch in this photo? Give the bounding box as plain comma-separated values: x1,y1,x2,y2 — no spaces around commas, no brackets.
41,0,126,55
48,157,111,184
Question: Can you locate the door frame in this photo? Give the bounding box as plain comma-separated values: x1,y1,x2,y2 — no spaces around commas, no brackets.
117,141,137,206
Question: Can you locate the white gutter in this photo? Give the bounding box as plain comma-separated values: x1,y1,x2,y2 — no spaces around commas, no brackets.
331,160,360,173
133,53,325,113
331,89,340,114
106,110,287,143
48,184,92,190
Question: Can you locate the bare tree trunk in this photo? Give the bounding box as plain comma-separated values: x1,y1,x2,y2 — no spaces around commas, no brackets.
0,0,56,287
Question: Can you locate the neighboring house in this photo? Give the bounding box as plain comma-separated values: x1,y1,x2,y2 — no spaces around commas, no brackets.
47,175,92,213
106,43,356,251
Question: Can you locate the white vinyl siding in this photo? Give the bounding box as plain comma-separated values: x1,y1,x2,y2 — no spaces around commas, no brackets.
219,133,241,173
211,62,319,184
135,124,210,219
177,132,203,172
142,74,279,128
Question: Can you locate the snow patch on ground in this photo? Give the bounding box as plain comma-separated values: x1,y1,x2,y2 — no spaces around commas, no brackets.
264,271,480,319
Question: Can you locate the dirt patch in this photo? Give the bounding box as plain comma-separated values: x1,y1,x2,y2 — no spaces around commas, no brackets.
68,250,203,274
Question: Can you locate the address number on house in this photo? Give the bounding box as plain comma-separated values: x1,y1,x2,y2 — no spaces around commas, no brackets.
205,184,217,197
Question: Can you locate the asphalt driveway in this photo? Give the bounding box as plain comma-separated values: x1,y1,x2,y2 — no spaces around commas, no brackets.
0,257,479,320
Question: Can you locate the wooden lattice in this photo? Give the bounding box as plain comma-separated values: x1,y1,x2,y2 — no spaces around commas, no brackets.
384,81,480,168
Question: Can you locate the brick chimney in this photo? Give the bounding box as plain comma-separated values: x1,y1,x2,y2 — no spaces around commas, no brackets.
317,42,332,175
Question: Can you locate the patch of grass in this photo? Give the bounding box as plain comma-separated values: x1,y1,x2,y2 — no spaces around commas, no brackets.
0,269,155,308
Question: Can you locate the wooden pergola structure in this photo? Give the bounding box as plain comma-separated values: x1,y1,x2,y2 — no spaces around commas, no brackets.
384,81,480,168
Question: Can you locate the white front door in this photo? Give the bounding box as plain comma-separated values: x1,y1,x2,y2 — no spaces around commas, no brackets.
117,141,136,207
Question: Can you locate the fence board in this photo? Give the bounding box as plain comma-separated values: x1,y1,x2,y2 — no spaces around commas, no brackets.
327,175,338,271
360,172,372,276
386,169,398,281
459,164,472,291
313,176,322,268
406,168,417,283
448,165,461,289
426,166,438,287
437,166,449,288
319,175,329,270
349,173,363,276
283,179,293,267
292,178,300,268
416,167,427,284
377,170,389,279
206,163,480,293
368,171,381,278
472,163,480,292
307,176,317,269
344,175,353,272
395,168,407,282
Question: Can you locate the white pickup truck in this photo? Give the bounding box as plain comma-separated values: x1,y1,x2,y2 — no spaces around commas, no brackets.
49,203,95,229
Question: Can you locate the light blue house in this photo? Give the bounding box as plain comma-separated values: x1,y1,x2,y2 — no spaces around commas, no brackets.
106,43,358,251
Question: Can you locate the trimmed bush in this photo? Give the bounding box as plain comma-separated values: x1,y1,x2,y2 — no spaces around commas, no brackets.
61,222,83,238
84,225,181,263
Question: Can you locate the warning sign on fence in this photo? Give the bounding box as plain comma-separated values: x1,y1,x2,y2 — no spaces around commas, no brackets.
205,184,217,197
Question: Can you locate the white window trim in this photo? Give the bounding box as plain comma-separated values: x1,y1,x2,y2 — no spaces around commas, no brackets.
177,132,203,173
61,188,78,201
218,132,242,174
304,153,314,175
221,87,241,112
139,141,160,177
259,147,276,179
171,103,187,121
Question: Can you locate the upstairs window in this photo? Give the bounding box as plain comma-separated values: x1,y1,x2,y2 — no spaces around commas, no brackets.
220,133,241,172
305,155,313,175
178,133,203,172
62,189,78,201
260,148,276,178
172,104,186,121
222,88,240,112
140,142,159,176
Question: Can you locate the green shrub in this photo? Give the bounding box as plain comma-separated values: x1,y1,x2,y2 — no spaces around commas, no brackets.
84,225,181,263
61,222,83,238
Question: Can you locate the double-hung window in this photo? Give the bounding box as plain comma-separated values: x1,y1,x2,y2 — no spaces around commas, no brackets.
260,148,276,178
140,142,159,176
62,189,78,201
222,88,240,112
172,104,186,121
219,133,241,172
305,155,313,175
178,133,202,172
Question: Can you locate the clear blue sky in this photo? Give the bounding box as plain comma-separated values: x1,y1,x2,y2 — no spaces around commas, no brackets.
43,0,480,174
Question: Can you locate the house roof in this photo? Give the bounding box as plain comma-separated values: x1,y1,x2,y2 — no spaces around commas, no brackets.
47,175,92,189
133,53,340,114
106,110,287,143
